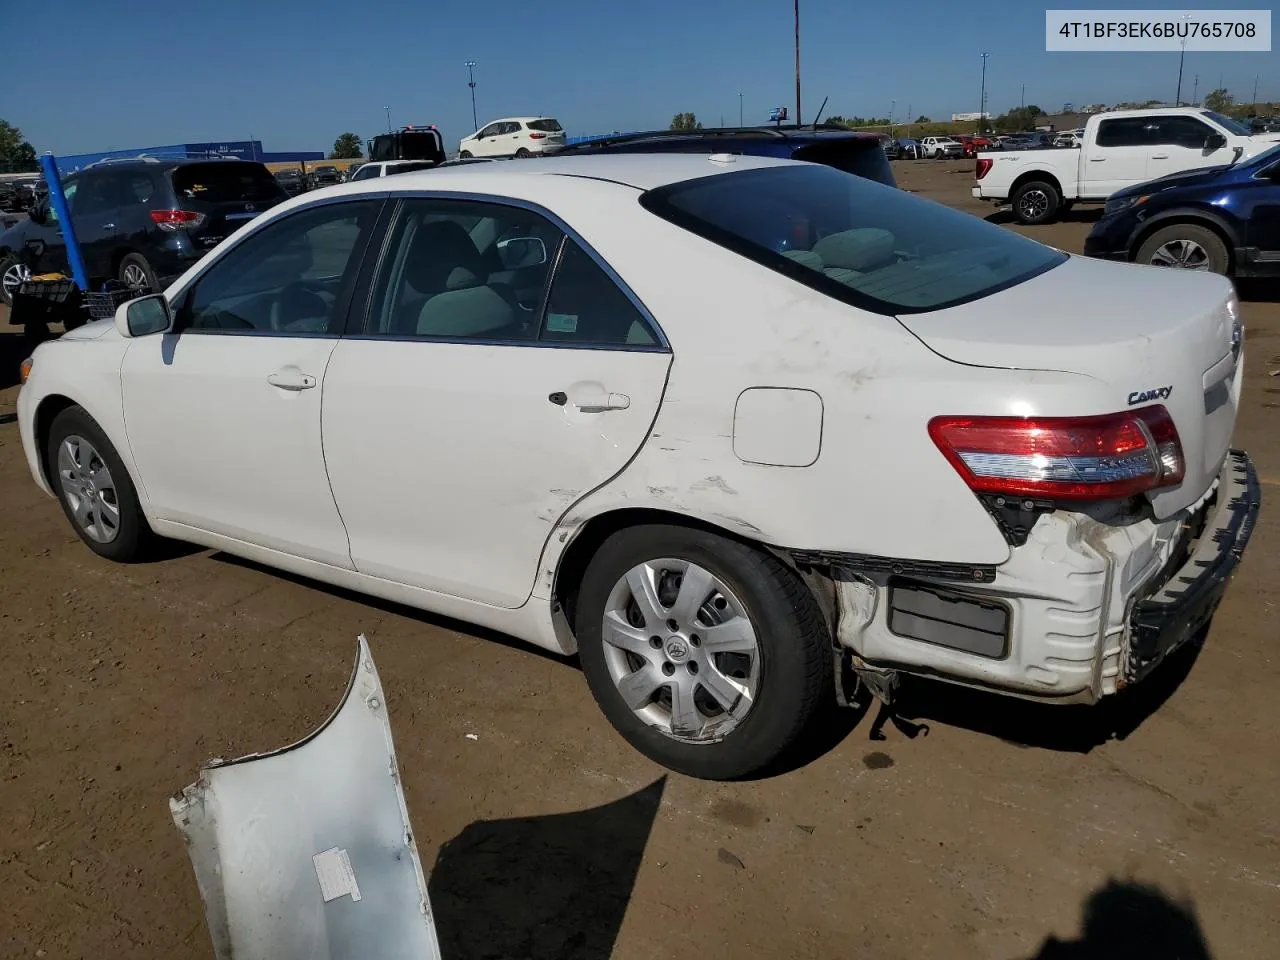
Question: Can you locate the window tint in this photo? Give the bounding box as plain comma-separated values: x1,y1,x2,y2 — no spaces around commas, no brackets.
122,172,155,204
350,164,380,180
366,199,561,341
1204,111,1251,136
182,200,378,334
1096,117,1152,147
385,161,438,175
540,240,657,346
528,119,563,132
478,124,500,138
641,164,1065,315
1153,115,1214,148
73,173,119,215
171,163,284,203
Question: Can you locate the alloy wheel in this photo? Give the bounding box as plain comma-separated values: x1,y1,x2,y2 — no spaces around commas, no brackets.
2,260,31,300
601,558,760,743
121,263,149,289
1018,189,1049,220
1149,239,1211,271
56,434,121,543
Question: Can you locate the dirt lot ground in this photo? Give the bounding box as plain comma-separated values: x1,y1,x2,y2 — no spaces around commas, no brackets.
1,159,1277,960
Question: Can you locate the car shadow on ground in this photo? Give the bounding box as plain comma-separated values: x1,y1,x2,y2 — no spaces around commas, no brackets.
1022,878,1213,959
1236,278,1280,304
984,208,1103,226
890,630,1206,754
208,552,584,671
427,777,665,960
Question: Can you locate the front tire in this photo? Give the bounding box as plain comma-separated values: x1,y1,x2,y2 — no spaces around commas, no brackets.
459,150,472,159
46,406,154,562
1135,223,1230,275
576,524,832,780
1011,180,1061,224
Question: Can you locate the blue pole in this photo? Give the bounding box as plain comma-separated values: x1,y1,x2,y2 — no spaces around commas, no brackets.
38,154,89,291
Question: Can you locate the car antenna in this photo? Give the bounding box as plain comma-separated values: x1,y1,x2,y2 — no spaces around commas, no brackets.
812,96,829,129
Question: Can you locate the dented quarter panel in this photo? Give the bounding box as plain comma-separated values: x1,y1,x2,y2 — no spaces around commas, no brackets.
170,636,441,960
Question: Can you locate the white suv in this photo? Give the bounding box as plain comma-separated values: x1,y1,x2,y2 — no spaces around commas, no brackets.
458,117,566,159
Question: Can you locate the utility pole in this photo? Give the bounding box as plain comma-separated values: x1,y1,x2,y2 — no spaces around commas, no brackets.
1021,82,1025,109
465,61,479,132
890,99,895,132
383,105,391,133
1192,73,1199,106
1253,74,1260,110
794,0,801,125
1175,15,1190,106
979,52,989,132
739,91,744,126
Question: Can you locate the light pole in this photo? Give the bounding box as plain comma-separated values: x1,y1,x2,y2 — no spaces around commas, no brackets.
738,91,744,126
1175,14,1191,105
465,61,478,132
793,0,801,125
1253,74,1260,111
1192,73,1199,106
890,99,895,133
383,105,391,133
979,52,989,132
1021,82,1025,110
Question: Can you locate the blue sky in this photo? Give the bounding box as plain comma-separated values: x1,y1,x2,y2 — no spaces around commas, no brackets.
4,0,1277,156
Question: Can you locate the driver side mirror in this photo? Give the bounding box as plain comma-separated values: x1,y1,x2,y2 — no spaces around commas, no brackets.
115,293,173,338
1205,133,1228,150
496,237,547,270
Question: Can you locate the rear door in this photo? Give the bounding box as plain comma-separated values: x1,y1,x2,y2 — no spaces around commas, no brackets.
168,162,288,254
68,169,123,280
321,196,671,608
1083,117,1151,197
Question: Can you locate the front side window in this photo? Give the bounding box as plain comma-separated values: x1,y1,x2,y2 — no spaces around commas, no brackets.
641,164,1066,315
1153,116,1215,148
181,200,379,334
1204,111,1251,136
477,124,501,139
350,164,380,181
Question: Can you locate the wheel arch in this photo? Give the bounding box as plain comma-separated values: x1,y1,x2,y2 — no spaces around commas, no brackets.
1128,209,1241,266
32,393,80,489
1010,169,1063,200
551,507,788,634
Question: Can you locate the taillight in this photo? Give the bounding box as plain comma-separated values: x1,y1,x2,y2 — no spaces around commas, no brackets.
928,406,1185,501
975,158,993,179
150,209,206,231
529,132,547,139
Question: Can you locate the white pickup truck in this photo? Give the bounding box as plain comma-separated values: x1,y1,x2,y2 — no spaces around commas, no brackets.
973,107,1280,224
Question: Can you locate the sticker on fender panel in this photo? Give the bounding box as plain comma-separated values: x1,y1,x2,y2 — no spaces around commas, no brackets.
313,847,363,903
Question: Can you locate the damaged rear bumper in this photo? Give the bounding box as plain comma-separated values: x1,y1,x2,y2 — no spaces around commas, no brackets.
806,450,1260,704
1125,449,1260,683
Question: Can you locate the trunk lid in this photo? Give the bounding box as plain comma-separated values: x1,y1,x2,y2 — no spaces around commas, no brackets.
898,255,1242,517
168,162,287,250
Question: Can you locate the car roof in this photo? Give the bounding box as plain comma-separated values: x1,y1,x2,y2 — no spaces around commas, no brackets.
1092,106,1215,119
307,152,796,196
483,116,555,124
562,125,881,151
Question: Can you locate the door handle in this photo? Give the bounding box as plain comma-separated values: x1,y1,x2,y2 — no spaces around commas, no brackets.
267,370,317,391
1088,157,1106,162
1150,154,1169,160
574,393,630,413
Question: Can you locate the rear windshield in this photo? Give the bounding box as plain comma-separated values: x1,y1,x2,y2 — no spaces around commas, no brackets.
640,164,1066,314
171,163,284,203
792,140,895,187
527,119,563,132
386,161,438,175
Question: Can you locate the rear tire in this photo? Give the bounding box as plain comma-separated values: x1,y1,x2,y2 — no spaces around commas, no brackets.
515,148,531,158
1135,223,1230,275
46,405,155,562
575,524,832,780
118,253,158,292
0,253,30,306
1011,180,1061,225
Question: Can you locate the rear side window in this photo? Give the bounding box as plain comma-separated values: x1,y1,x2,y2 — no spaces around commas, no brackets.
527,119,563,133
171,163,284,203
350,165,380,180
540,240,658,346
641,164,1065,315
793,141,896,187
1096,117,1153,147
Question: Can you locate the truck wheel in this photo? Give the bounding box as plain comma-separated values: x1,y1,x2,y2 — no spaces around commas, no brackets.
1135,224,1230,275
1012,180,1060,224
575,524,832,780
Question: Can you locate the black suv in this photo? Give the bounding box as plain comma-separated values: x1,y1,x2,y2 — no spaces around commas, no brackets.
310,165,342,187
0,157,287,304
553,125,897,187
274,167,309,196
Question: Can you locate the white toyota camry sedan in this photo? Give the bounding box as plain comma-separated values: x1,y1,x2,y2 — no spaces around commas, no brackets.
17,154,1258,779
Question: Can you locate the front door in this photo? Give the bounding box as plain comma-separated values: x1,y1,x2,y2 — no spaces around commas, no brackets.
1082,116,1151,197
321,196,671,608
1145,114,1229,181
1244,161,1280,265
120,198,383,567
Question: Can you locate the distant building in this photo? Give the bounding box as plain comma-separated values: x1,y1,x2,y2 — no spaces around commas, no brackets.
951,111,991,122
1082,103,1108,113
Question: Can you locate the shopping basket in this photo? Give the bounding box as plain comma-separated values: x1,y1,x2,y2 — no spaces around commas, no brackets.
81,280,153,321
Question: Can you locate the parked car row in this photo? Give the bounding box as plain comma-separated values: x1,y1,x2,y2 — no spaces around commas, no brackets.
1,175,46,212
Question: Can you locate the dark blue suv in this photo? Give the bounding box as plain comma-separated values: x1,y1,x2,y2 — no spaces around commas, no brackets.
1084,144,1280,276
553,126,897,188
